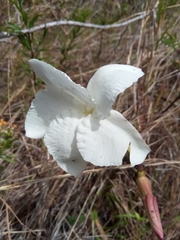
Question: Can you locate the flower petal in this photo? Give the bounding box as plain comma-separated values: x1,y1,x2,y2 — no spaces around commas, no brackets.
29,59,95,110
29,86,85,126
76,110,150,167
55,159,87,178
87,64,144,119
44,116,87,177
25,102,46,139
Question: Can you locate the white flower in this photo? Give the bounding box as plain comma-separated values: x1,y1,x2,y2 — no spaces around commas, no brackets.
25,59,150,177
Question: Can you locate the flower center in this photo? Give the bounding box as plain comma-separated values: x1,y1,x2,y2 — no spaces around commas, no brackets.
83,107,94,116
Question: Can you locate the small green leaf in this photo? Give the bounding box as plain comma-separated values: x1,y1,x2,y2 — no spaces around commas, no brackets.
2,155,16,163
90,210,98,221
42,27,48,40
19,0,25,9
9,0,21,12
21,10,28,26
18,34,31,50
7,22,21,32
29,14,39,28
36,77,42,84
67,214,85,226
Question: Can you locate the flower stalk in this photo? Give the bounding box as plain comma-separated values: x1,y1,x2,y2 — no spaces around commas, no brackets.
136,164,164,240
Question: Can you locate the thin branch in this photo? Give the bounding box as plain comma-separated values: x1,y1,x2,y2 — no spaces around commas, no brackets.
0,12,149,41
0,159,179,192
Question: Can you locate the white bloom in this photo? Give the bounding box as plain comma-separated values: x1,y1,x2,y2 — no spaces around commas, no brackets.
25,59,150,177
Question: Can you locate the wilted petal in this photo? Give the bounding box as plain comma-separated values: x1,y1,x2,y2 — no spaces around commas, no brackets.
87,64,144,119
25,102,46,139
76,110,150,166
44,116,86,177
29,59,95,110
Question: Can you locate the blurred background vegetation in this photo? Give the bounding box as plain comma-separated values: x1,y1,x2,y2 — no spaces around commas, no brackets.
0,0,180,239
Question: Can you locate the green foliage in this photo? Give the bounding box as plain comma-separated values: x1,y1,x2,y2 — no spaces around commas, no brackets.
58,8,91,63
18,34,32,51
29,14,39,28
7,22,22,32
0,123,16,163
9,0,28,25
116,212,147,222
161,32,179,50
70,8,91,22
68,213,85,226
157,0,169,25
156,30,180,51
90,210,98,221
157,0,179,26
5,0,43,58
155,0,180,51
106,192,121,209
9,0,39,28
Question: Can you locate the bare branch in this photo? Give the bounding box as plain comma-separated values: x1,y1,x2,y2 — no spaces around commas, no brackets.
0,12,149,41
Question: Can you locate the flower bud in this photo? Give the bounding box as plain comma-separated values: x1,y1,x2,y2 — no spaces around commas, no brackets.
136,169,164,240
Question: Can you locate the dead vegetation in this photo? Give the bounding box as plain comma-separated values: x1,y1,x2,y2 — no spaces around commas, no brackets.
0,0,180,239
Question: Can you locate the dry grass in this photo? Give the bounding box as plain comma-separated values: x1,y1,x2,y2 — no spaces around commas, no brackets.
0,0,180,239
